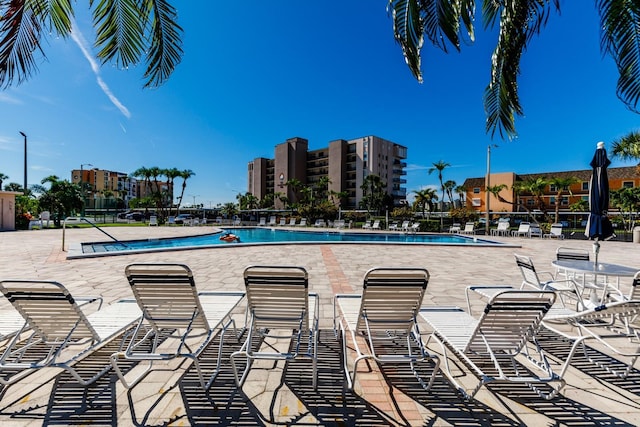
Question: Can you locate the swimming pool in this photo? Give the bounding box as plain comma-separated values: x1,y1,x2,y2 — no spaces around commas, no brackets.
72,227,512,258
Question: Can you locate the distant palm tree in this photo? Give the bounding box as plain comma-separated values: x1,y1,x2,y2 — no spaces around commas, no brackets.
548,176,580,223
0,172,8,189
443,180,456,207
163,167,182,216
454,184,467,207
428,160,450,230
412,188,438,219
176,169,195,212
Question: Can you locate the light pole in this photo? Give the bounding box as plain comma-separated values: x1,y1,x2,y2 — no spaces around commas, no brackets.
485,145,498,235
19,132,27,194
80,163,93,216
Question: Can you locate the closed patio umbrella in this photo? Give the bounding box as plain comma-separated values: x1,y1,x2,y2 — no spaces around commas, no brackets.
584,141,615,302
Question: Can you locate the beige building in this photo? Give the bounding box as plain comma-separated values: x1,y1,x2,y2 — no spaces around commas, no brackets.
71,168,141,210
463,166,640,215
248,135,408,209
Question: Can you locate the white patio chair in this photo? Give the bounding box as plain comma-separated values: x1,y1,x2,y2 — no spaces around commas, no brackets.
278,218,286,226
148,215,158,226
529,224,543,238
544,223,564,239
268,216,277,226
554,247,590,283
231,265,319,389
110,264,245,390
0,280,141,386
399,220,411,232
362,220,372,229
298,218,307,227
515,253,587,309
371,220,381,230
334,267,440,391
448,223,461,233
257,217,266,226
490,221,509,236
459,222,476,235
420,290,565,400
288,218,297,226
511,222,530,237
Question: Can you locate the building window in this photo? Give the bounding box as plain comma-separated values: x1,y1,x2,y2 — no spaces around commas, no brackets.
549,197,556,205
549,185,557,192
473,187,480,194
582,181,589,191
622,181,634,188
527,199,534,206
561,196,569,206
471,198,481,207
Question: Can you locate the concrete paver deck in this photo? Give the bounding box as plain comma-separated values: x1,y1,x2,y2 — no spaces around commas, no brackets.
0,226,639,425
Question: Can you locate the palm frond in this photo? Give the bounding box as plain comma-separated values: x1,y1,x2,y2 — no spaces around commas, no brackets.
389,0,476,82
0,0,45,88
389,0,425,82
142,0,182,88
597,0,640,113
92,0,146,67
483,0,560,140
611,129,640,161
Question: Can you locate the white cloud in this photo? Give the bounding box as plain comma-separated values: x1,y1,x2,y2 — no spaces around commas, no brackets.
0,93,22,105
70,21,131,119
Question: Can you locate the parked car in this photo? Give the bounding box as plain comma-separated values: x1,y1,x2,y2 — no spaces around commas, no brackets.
125,212,144,221
174,214,194,224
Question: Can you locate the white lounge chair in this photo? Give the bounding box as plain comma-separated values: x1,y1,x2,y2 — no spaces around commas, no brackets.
334,267,440,390
544,223,564,239
448,223,461,233
258,217,266,226
398,220,411,232
167,216,176,226
278,218,286,226
334,219,345,229
0,280,141,386
459,222,476,235
288,218,297,226
542,299,640,379
268,216,277,226
371,220,381,230
409,222,420,233
490,221,510,236
511,222,530,237
110,264,245,390
362,220,371,229
420,290,565,400
388,222,399,231
313,219,326,228
148,215,158,226
298,218,307,227
231,265,319,389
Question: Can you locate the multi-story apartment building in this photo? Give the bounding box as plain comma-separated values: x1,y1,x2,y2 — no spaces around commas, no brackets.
71,168,143,209
248,135,408,209
463,166,640,214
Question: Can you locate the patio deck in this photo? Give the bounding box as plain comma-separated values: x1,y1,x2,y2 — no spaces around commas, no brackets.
0,226,638,425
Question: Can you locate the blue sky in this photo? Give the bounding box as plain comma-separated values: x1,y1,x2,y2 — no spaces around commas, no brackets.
1,1,639,207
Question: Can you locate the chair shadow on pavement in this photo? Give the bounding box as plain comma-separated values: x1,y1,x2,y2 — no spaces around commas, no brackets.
0,331,145,426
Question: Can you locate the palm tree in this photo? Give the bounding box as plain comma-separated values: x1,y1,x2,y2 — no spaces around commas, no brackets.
443,180,456,208
428,160,450,231
176,169,195,212
163,167,182,216
0,1,183,89
611,131,640,170
454,184,467,207
4,2,640,140
412,188,438,219
548,176,580,223
0,172,7,189
390,1,640,139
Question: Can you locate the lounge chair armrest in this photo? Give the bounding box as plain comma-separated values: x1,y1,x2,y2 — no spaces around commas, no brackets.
75,296,104,310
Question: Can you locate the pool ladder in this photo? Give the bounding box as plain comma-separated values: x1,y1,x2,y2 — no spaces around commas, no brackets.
62,217,127,251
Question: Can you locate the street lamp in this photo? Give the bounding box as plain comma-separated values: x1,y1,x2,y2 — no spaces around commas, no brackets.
80,163,93,216
19,132,27,194
485,144,498,235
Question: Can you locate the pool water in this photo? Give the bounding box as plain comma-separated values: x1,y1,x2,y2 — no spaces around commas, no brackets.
80,228,504,255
